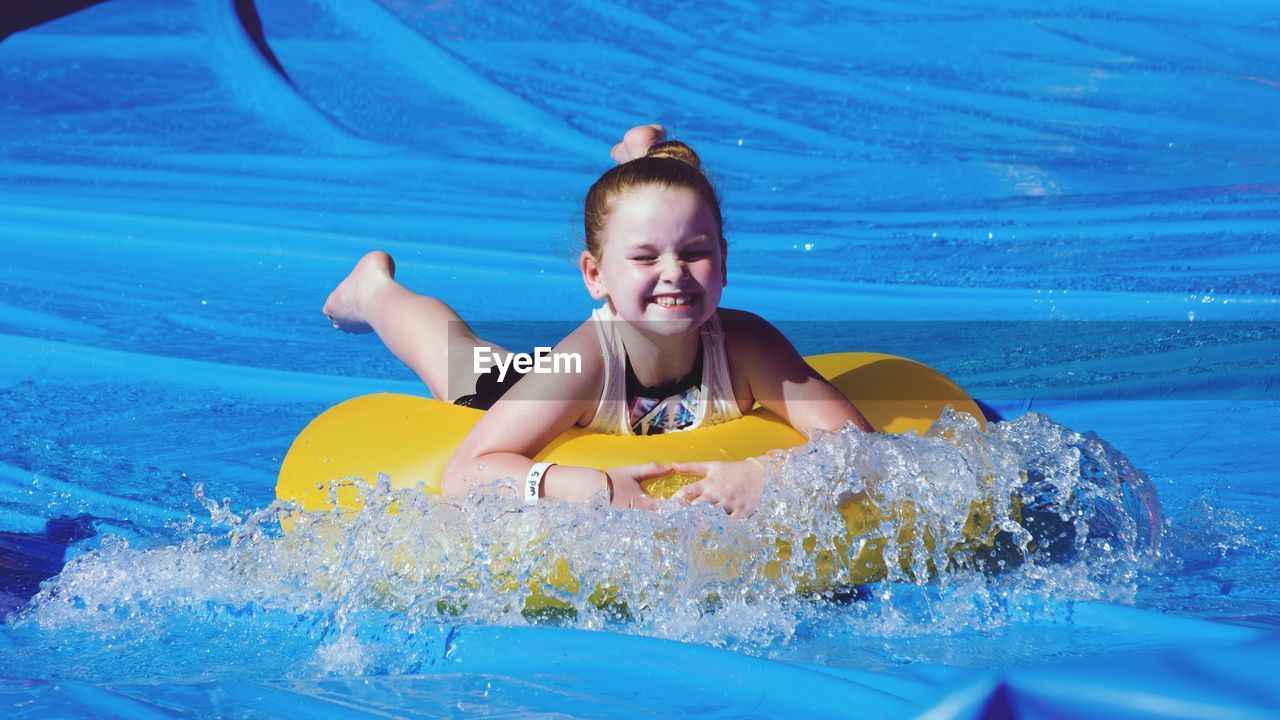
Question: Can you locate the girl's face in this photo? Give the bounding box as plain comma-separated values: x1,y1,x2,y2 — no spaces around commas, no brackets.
581,184,726,339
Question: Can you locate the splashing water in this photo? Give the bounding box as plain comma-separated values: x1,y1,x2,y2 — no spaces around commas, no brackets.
4,410,1163,681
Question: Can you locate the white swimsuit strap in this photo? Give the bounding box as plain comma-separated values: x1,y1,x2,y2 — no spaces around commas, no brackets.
698,311,743,427
584,304,740,435
585,304,629,435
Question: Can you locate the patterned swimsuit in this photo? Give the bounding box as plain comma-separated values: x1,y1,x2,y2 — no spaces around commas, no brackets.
624,345,705,435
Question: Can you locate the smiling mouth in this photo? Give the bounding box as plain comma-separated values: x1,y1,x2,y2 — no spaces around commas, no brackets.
651,293,698,308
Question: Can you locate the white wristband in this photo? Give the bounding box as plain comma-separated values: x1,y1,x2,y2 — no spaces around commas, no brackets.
524,462,555,506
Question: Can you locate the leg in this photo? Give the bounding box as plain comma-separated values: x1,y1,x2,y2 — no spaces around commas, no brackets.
323,251,506,402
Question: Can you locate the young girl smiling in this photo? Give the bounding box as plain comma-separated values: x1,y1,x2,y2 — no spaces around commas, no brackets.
323,125,871,517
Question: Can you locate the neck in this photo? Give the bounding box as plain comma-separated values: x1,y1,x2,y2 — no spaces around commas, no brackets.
611,312,703,388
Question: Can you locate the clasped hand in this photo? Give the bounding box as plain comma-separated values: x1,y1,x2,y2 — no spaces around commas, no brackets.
604,460,766,519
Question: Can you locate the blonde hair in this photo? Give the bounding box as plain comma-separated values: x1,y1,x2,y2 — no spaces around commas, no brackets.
582,140,725,259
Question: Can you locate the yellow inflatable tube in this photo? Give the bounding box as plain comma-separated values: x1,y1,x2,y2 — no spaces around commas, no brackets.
278,352,982,505
276,353,993,597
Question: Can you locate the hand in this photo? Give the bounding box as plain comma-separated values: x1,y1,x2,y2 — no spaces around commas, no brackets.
603,462,670,511
610,124,666,164
671,460,766,519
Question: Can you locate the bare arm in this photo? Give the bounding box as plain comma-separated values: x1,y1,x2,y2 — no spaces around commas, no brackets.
730,311,873,435
443,324,598,498
441,324,663,508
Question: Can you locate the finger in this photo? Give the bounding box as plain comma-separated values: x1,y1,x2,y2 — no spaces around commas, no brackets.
690,490,718,507
610,141,626,164
675,483,704,505
670,461,709,476
624,493,657,511
634,462,673,478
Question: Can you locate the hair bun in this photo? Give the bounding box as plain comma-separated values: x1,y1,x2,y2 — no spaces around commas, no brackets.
644,140,701,170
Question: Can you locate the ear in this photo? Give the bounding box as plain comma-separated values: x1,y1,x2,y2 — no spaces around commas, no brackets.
580,250,607,299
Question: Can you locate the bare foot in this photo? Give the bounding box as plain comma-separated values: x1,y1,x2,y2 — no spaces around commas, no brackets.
323,251,395,333
610,123,666,165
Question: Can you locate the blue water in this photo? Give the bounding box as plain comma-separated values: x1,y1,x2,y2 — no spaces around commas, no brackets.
2,1,1278,717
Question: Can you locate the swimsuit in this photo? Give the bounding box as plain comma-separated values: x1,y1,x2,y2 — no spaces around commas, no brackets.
454,304,742,436
623,343,704,435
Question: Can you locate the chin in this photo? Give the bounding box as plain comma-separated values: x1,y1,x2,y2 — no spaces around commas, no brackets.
644,319,700,338
638,305,713,337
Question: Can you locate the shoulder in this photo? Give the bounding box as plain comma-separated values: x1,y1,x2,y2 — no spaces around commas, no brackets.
544,317,606,427
557,316,605,360
534,317,605,397
713,308,862,432
717,308,788,355
713,308,801,413
717,306,814,382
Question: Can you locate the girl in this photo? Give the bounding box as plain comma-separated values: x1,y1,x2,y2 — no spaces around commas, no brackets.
323,125,871,518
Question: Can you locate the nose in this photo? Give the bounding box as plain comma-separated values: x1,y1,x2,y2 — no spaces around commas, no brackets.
657,254,688,283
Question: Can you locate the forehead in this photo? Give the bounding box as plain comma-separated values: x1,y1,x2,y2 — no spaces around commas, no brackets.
603,185,718,248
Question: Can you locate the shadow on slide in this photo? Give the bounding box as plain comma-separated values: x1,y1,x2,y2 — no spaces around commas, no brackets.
2,0,289,81
0,515,97,619
1,0,112,41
